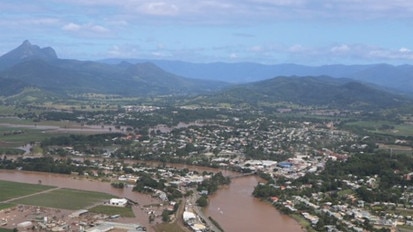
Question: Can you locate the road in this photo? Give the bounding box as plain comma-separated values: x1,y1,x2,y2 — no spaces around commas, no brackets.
173,197,193,232
187,192,223,232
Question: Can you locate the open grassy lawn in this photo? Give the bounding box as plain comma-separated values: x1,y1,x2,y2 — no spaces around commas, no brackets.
11,188,113,210
0,124,106,149
0,203,15,210
0,228,13,232
89,205,135,217
0,180,54,201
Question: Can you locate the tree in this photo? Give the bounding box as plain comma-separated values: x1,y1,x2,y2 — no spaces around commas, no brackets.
161,209,170,222
196,196,208,207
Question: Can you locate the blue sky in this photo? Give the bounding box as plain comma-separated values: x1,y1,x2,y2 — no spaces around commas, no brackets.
1,0,413,65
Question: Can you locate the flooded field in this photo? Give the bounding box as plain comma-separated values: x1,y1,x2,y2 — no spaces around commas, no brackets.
0,168,303,232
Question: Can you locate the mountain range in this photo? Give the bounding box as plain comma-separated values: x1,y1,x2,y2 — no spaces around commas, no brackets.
199,76,410,110
0,41,228,97
0,40,412,109
102,59,413,95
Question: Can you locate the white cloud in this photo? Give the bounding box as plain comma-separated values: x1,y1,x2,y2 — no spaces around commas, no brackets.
138,2,179,16
399,47,411,53
90,25,110,33
108,44,140,57
318,0,413,19
330,44,350,53
62,23,82,31
3,0,413,64
62,23,110,33
52,0,413,22
152,51,172,57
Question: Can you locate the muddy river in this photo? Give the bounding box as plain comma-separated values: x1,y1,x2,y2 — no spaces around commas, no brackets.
0,168,303,232
205,175,303,232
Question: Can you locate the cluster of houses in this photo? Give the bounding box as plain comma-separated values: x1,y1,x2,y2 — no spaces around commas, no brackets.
265,167,413,231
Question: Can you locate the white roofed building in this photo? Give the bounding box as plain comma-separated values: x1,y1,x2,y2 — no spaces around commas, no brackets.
109,198,128,207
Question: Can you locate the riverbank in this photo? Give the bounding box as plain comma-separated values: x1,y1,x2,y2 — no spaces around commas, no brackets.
205,175,304,232
188,192,223,232
0,168,304,232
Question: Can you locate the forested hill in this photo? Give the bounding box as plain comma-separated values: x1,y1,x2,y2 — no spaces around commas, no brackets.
200,76,412,109
101,59,413,95
0,41,228,97
0,77,29,96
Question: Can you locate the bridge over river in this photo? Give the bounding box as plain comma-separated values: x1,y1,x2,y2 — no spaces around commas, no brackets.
228,172,256,179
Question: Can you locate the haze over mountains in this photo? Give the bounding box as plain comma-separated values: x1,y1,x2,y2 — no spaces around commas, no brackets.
102,58,413,95
0,41,412,109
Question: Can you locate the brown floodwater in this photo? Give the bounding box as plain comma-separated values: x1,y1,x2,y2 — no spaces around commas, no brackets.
0,168,303,232
205,175,304,232
0,169,159,231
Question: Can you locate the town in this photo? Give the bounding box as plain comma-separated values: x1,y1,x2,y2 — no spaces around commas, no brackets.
1,103,412,232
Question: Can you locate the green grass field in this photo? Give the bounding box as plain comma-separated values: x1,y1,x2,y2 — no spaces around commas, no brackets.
0,126,53,149
0,118,105,149
11,188,114,210
0,203,15,210
345,120,413,136
0,180,54,201
89,205,135,217
0,228,13,232
0,148,24,155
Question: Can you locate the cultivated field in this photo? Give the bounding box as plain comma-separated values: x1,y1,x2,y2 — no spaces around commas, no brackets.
0,116,120,151
345,120,413,137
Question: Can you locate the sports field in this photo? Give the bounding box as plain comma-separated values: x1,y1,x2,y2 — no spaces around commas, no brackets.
0,180,54,201
1,180,114,210
11,188,114,210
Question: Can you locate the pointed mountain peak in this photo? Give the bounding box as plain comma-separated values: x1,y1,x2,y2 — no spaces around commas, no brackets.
0,40,58,70
21,40,32,47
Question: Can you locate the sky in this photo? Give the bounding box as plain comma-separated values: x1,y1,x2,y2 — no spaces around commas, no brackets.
1,0,413,65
